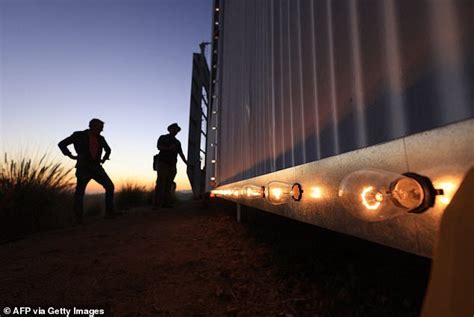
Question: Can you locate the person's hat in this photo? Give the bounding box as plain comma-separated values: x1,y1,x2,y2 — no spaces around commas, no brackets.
167,123,181,132
89,118,104,127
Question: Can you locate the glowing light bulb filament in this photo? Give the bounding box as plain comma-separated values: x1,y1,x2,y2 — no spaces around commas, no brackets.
361,186,383,210
271,188,282,200
310,187,322,199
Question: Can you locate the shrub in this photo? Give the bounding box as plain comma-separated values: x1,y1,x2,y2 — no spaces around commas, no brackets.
0,153,74,241
115,182,152,210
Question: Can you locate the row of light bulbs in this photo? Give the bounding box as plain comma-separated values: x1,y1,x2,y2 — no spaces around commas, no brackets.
211,168,447,222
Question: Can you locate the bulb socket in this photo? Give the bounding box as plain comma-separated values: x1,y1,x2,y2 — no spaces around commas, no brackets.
291,183,303,201
402,172,442,214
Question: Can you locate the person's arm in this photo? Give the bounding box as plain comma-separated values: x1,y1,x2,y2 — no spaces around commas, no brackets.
178,142,187,165
101,137,111,163
58,133,78,160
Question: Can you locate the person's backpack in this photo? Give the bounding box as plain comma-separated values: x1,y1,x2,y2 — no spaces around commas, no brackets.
153,154,159,171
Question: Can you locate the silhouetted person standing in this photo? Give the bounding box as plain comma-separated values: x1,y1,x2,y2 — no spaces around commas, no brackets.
155,123,187,208
58,118,116,223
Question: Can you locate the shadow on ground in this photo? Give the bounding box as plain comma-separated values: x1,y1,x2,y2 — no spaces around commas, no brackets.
0,199,430,316
220,200,431,317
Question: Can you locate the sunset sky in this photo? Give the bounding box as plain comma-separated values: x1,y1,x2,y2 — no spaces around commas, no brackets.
0,0,212,192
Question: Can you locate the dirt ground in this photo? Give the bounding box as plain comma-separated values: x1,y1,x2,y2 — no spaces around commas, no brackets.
0,199,431,316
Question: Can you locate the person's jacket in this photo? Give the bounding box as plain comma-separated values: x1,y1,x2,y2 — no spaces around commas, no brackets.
157,134,183,165
58,129,111,167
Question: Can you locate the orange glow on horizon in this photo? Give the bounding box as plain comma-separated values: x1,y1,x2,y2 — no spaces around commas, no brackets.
84,171,191,194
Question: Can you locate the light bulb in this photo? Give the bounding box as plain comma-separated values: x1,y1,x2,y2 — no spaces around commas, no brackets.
241,185,265,199
339,169,440,222
211,189,225,197
433,180,458,205
211,189,227,197
210,189,221,196
232,188,241,198
310,186,323,199
265,181,303,205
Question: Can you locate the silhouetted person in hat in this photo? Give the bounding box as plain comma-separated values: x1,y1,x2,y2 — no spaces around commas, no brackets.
154,123,187,208
58,118,116,223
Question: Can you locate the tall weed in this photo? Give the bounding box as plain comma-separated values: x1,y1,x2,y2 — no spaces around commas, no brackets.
116,182,152,210
0,153,74,241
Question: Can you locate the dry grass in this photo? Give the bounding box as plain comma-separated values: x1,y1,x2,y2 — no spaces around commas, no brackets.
115,182,153,210
0,153,74,241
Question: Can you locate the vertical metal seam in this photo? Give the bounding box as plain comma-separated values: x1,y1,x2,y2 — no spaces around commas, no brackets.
327,0,340,155
271,0,277,172
297,0,306,164
279,0,286,169
287,0,295,167
310,0,321,160
349,0,368,148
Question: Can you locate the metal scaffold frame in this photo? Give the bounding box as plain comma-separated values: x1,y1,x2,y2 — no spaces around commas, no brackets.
187,0,222,198
187,42,211,198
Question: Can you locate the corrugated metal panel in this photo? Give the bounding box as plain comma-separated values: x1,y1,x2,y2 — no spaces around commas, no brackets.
210,0,474,185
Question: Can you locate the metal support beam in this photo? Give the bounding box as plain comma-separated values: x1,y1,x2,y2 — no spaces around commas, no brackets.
187,44,210,199
236,203,241,223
